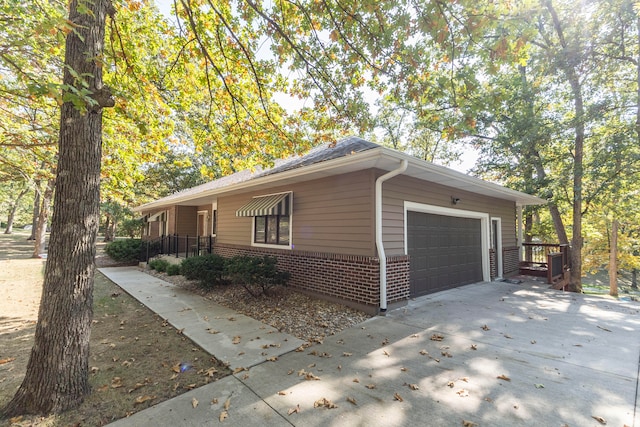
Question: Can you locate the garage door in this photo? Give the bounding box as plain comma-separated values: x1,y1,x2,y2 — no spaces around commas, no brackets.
407,211,483,296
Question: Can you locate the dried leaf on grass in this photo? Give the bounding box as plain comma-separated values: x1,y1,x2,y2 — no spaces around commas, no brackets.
111,377,123,388
134,395,155,405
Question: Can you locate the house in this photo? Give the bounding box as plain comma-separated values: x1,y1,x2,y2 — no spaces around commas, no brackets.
135,137,546,314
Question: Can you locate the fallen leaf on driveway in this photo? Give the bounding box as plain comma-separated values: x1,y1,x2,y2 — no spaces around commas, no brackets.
534,383,545,389
0,357,15,365
288,405,300,415
219,410,228,421
314,397,338,408
481,325,490,331
456,389,469,397
597,326,612,332
343,352,353,357
232,336,241,344
383,350,390,357
346,396,357,405
591,415,607,424
365,384,376,389
278,391,288,396
191,397,198,408
430,333,444,341
462,420,478,427
393,392,403,402
405,383,419,390
470,344,477,350
419,349,428,355
266,356,278,362
497,374,511,381
224,397,231,410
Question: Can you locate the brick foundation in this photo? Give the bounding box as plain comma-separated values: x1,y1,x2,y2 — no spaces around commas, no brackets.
213,243,410,314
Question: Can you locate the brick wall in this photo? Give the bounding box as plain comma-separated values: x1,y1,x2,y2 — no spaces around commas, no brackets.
214,243,410,314
503,246,520,276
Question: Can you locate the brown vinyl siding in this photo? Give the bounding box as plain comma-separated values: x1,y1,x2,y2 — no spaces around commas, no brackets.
381,173,517,257
216,170,376,256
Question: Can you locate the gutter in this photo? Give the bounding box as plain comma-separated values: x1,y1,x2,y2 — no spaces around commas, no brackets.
375,159,408,314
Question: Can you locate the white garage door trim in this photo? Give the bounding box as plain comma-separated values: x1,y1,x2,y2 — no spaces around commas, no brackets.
403,201,491,283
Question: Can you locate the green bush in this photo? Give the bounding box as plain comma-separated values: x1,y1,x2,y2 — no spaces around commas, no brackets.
166,263,181,276
225,255,290,297
180,254,226,288
149,258,170,273
104,239,143,263
149,258,170,272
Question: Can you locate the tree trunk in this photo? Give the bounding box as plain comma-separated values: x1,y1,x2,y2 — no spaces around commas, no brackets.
104,215,114,241
4,187,29,234
3,0,114,416
28,181,41,241
545,0,584,292
609,219,618,297
31,180,53,259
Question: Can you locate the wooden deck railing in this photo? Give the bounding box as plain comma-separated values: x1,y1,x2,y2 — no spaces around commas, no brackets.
519,243,570,287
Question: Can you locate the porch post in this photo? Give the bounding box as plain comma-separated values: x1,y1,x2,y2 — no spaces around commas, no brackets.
517,205,523,262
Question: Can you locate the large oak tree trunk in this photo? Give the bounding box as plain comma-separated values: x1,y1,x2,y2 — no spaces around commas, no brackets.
2,0,114,416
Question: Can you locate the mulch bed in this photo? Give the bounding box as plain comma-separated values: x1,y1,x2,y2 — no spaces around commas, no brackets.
143,269,371,344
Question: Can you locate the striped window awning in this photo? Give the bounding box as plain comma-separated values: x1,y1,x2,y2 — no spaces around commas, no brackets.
236,193,291,217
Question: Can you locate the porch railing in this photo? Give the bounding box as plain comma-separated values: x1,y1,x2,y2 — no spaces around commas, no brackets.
141,234,215,262
519,242,570,286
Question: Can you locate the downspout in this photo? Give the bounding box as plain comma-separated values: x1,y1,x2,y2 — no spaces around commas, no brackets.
376,159,408,314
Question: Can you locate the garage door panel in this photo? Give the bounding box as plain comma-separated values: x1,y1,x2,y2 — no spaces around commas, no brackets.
408,211,483,297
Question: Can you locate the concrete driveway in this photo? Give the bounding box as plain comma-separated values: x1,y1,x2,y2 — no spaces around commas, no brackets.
105,271,639,427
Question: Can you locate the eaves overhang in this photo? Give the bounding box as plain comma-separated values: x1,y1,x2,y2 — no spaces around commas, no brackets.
134,146,546,212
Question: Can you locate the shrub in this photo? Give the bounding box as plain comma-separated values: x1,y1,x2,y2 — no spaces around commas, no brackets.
225,255,290,297
149,258,170,272
104,239,143,263
166,263,181,276
180,254,226,288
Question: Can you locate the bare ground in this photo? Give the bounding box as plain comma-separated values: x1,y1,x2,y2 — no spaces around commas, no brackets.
0,233,230,426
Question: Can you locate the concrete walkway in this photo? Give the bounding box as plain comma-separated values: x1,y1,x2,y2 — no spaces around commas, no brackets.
101,267,640,427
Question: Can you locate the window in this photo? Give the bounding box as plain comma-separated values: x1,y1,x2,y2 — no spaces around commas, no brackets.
236,192,292,248
254,214,289,246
